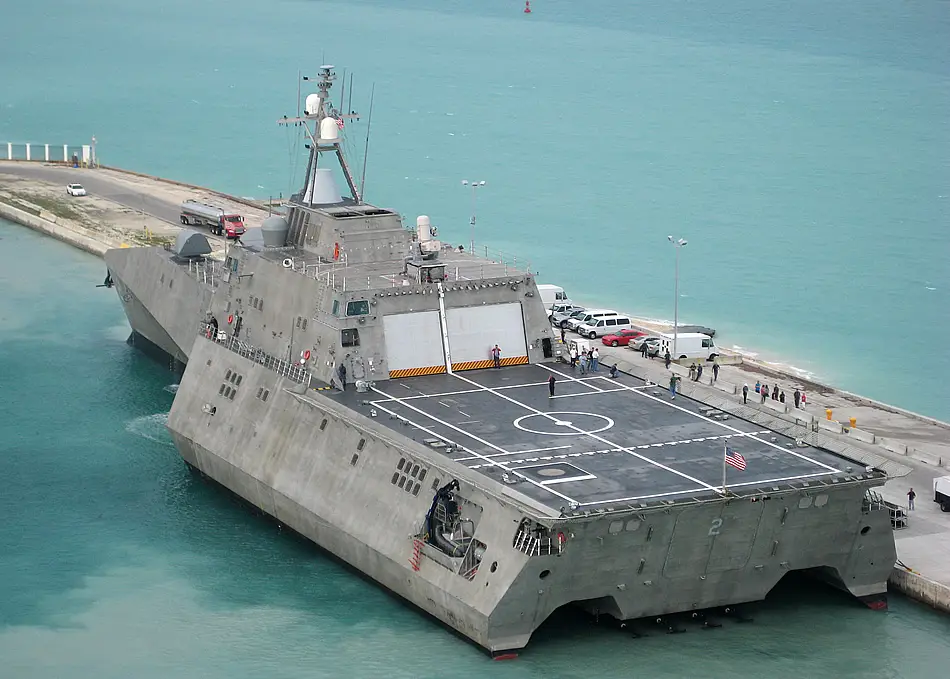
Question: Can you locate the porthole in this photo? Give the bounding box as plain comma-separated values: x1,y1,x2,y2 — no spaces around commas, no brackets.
302,319,307,330
228,390,236,401
608,521,623,535
398,476,406,489
411,464,420,478
262,390,269,402
357,438,366,451
391,472,399,485
626,519,642,532
226,369,232,380
230,373,237,384
236,375,242,386
412,483,420,496
539,570,551,580
418,469,427,482
257,387,263,398
799,496,813,509
219,384,226,395
490,562,498,573
860,526,871,535
350,454,359,466
397,458,406,471
320,419,328,431
815,494,829,507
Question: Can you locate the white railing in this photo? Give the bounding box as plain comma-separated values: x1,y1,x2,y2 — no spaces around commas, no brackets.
2,141,96,166
513,529,563,557
198,322,312,385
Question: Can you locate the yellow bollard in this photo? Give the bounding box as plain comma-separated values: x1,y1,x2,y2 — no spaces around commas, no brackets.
826,409,833,421
850,417,857,429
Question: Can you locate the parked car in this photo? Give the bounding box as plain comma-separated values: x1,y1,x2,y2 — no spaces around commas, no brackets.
576,315,634,339
553,307,588,329
567,309,618,332
66,183,87,196
602,329,645,347
549,303,584,325
630,335,662,351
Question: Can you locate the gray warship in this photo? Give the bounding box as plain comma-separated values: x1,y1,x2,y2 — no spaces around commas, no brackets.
103,66,896,655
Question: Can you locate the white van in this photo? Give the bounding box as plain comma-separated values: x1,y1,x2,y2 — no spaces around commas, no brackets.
935,476,950,512
657,332,718,361
537,284,571,308
576,315,633,339
566,308,617,331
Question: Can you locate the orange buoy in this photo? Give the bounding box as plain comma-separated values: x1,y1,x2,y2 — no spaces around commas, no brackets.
524,0,531,13
227,314,234,324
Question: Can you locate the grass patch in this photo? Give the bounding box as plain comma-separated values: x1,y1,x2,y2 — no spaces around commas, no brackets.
6,190,84,223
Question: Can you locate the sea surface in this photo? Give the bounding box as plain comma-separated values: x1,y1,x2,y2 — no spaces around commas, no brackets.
1,0,949,675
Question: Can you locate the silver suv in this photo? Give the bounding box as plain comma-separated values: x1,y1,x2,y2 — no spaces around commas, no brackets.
550,304,584,327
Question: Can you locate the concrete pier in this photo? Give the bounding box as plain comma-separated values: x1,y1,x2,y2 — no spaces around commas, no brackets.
1,158,948,614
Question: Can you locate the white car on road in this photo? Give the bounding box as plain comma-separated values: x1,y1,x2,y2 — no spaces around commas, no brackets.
66,183,87,196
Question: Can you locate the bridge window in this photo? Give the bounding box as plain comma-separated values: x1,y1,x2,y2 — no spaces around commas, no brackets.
332,299,340,315
342,328,360,347
346,300,370,316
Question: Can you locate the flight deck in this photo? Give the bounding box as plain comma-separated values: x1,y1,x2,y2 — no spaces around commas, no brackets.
338,363,858,512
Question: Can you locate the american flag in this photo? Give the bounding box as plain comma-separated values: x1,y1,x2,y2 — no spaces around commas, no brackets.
725,447,747,471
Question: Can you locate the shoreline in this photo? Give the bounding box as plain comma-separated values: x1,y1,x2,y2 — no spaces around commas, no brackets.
1,161,948,615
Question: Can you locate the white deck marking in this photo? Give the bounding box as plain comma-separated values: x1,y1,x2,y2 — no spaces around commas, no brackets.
371,376,609,403
541,474,597,485
369,387,578,504
722,471,836,488
578,487,712,505
455,444,573,462
545,365,839,473
449,373,723,494
549,387,631,398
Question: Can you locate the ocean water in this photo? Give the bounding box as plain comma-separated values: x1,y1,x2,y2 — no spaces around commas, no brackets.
2,215,950,676
1,0,948,419
1,0,950,674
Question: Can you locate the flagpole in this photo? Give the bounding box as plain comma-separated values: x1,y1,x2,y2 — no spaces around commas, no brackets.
722,442,727,494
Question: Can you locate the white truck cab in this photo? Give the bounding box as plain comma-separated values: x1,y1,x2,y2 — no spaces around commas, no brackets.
537,284,571,308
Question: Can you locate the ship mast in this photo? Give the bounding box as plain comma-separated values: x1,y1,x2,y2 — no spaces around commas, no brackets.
278,65,361,205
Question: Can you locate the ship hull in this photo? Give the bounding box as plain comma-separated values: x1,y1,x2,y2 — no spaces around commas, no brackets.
167,335,896,653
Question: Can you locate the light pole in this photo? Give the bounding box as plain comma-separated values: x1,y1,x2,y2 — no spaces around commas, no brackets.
461,180,486,253
668,235,688,360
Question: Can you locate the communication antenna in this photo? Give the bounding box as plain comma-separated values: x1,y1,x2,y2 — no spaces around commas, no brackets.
360,83,375,202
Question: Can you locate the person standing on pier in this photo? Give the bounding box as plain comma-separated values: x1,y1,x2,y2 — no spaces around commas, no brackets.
772,385,779,401
570,345,578,368
579,351,589,374
712,361,720,383
794,388,801,409
696,363,703,382
742,384,749,404
761,384,768,404
669,373,681,400
907,488,916,511
688,364,696,381
492,344,502,368
755,380,761,394
664,351,671,369
591,347,600,372
641,342,648,359
560,327,566,344
779,391,786,404
801,391,807,407
548,374,556,398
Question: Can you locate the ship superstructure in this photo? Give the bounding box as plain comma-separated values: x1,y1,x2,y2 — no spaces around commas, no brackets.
103,67,896,655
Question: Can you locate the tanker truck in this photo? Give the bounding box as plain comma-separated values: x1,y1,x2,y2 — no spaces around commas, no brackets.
180,200,246,238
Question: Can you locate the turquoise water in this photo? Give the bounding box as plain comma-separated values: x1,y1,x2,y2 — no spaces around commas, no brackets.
1,0,948,418
2,0,950,674
2,216,950,676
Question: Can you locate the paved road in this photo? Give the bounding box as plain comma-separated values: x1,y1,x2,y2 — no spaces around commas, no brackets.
0,163,181,224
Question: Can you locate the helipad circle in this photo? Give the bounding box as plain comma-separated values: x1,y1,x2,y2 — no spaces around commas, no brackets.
513,412,615,436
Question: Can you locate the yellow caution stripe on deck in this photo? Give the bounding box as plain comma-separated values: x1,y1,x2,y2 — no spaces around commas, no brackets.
451,356,529,372
389,365,448,379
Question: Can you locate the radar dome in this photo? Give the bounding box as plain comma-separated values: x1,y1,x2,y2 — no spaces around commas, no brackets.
305,94,322,116
319,117,340,142
261,215,290,247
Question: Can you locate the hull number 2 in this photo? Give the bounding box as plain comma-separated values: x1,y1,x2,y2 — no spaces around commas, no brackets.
708,518,723,536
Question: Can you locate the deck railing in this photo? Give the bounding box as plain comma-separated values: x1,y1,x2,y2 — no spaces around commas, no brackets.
198,322,312,385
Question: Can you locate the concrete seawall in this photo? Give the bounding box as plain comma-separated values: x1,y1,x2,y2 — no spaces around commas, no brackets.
889,568,950,614
0,200,107,257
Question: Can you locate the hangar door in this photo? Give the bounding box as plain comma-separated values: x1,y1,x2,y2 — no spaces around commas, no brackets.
383,311,446,378
447,303,528,371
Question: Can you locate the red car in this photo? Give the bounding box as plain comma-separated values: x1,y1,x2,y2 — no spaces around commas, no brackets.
602,329,646,347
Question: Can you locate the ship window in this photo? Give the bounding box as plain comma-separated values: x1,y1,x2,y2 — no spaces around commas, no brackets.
799,496,813,509
625,519,642,532
418,469,427,482
320,419,328,431
346,300,370,316
228,389,236,401
342,328,360,347
357,438,366,451
332,299,340,315
411,464,420,478
608,521,623,535
236,375,242,386
262,390,269,402
398,476,406,489
815,494,829,507
230,258,239,273
226,301,231,312
412,483,421,496
301,318,307,330
350,453,359,466
397,458,406,471
169,279,173,289
391,472,399,485
296,316,301,328
258,300,264,312
226,370,233,380
257,387,263,399
431,478,440,491
219,384,225,395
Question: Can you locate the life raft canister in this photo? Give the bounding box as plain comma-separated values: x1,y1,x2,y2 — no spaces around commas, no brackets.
228,314,234,324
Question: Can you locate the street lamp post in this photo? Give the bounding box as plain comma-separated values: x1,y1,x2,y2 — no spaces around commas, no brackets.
461,180,486,253
668,235,688,359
